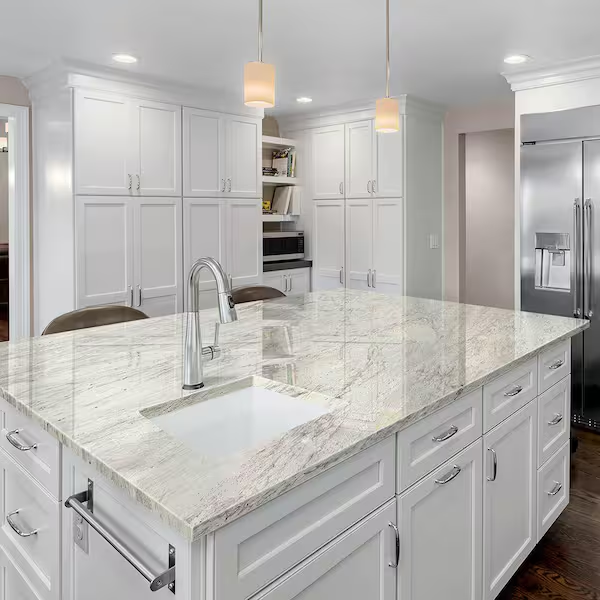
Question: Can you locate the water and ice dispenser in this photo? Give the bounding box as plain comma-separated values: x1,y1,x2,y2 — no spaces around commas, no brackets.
534,233,571,291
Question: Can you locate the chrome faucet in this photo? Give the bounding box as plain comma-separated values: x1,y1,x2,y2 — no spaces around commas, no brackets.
183,257,238,390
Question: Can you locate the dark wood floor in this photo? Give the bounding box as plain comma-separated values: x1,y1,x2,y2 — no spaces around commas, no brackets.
499,429,600,599
0,319,7,342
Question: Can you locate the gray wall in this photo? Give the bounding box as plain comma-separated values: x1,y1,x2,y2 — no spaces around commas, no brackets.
463,128,515,309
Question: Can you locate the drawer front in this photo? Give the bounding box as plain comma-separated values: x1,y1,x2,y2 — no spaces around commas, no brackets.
0,553,45,600
538,376,570,468
538,340,571,394
211,437,395,600
537,441,570,541
396,388,482,492
483,358,538,432
0,452,59,600
0,402,60,499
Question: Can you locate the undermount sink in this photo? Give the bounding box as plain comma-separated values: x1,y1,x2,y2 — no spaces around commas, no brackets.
142,376,330,459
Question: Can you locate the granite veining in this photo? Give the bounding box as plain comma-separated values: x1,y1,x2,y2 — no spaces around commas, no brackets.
0,290,588,540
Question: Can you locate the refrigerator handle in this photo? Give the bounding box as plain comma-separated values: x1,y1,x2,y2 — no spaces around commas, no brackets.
574,199,582,318
585,198,594,319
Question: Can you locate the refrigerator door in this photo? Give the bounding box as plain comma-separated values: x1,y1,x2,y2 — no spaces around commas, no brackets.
520,141,583,318
581,140,600,430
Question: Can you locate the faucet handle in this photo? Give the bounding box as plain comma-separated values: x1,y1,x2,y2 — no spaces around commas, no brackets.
213,322,220,348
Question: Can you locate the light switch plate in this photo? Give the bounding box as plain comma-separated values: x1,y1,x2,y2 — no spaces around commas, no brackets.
429,234,440,249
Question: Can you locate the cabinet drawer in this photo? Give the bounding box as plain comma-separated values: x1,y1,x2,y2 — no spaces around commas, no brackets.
538,340,571,394
483,358,537,432
396,388,482,492
211,437,395,600
0,452,60,600
538,376,570,468
537,441,570,541
0,402,60,499
0,551,45,600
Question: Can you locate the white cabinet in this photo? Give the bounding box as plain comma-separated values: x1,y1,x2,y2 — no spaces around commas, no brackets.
313,200,345,290
398,440,483,600
312,126,345,199
263,268,311,296
183,109,261,198
345,199,372,290
0,554,45,600
483,400,537,600
371,198,403,294
345,121,375,199
228,199,262,287
75,90,181,197
252,501,396,600
375,129,404,197
77,197,182,316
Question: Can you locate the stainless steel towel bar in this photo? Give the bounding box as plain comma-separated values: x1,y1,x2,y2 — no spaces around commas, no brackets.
65,480,175,593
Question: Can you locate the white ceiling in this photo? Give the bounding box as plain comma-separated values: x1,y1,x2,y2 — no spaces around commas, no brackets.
4,0,600,114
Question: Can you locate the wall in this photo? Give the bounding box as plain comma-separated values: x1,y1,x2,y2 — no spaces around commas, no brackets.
443,99,514,302
464,129,514,309
0,76,30,108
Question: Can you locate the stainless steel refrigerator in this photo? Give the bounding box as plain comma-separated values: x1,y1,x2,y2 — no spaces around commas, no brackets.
521,129,600,432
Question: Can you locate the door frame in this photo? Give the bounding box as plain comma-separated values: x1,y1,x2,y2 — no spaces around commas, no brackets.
1,103,30,340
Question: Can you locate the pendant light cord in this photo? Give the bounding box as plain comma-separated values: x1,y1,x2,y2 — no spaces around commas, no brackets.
385,0,390,98
258,0,264,63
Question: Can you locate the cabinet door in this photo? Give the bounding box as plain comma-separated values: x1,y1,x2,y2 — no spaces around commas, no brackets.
263,272,285,294
372,198,403,294
183,108,225,197
133,198,182,317
226,117,261,197
228,199,262,287
312,126,345,199
76,197,133,308
134,100,182,196
74,90,134,196
374,128,403,197
183,198,227,309
398,440,483,600
0,555,44,600
345,120,374,199
345,199,372,291
483,400,537,600
252,501,396,600
313,200,345,290
287,268,311,296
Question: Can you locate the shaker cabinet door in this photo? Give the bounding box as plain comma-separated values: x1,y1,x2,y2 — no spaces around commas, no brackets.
227,199,262,288
372,198,403,294
345,199,373,291
312,126,345,199
374,128,403,198
313,200,345,290
345,120,374,199
226,116,261,198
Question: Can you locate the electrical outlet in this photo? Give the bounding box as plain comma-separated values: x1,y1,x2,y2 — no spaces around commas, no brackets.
429,234,440,249
73,512,89,553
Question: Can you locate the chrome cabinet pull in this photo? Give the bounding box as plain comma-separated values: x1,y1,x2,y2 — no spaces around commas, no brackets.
372,180,377,194
367,180,372,194
435,465,462,485
388,522,400,568
340,267,344,285
283,276,288,293
339,182,344,195
584,198,594,318
504,385,523,397
372,269,376,288
487,448,498,482
547,481,563,496
6,509,38,537
227,178,232,192
367,269,372,287
128,174,132,191
289,276,293,292
6,429,37,452
137,285,142,307
136,174,141,191
574,199,582,317
431,425,458,443
220,179,225,192
548,359,564,371
129,286,133,307
548,413,563,426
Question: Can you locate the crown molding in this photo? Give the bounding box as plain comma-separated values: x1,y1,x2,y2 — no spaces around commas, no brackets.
503,55,600,92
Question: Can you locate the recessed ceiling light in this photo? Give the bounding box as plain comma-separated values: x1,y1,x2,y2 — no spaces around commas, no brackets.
296,97,313,104
503,54,531,65
112,53,138,64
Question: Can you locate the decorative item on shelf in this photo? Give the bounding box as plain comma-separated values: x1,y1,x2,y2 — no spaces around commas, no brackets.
272,148,296,177
244,0,275,108
375,0,400,133
262,198,273,211
263,166,278,177
263,116,280,137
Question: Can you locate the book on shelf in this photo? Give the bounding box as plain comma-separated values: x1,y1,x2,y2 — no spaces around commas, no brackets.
271,186,293,214
271,148,297,178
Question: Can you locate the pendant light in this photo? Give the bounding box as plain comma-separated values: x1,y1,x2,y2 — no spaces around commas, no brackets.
244,0,275,108
375,0,399,132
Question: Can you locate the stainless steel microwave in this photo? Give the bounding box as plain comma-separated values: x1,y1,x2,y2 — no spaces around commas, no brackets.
263,231,305,262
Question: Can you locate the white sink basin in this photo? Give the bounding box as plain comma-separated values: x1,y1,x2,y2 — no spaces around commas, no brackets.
145,378,329,459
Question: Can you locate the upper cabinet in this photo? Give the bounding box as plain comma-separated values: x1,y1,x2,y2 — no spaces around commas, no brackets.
312,125,346,199
183,108,261,198
345,120,375,199
75,90,182,197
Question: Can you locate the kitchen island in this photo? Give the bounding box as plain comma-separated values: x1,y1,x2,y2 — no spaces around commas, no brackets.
0,290,588,600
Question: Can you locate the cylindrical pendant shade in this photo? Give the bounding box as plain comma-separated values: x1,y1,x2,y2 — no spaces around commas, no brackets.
244,61,275,108
375,97,400,133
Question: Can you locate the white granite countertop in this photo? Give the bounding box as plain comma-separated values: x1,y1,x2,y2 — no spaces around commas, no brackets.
0,291,588,541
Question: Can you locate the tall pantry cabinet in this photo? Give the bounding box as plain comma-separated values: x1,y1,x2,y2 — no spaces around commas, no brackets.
31,71,263,333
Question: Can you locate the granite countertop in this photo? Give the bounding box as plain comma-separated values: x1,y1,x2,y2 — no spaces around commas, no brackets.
0,291,588,541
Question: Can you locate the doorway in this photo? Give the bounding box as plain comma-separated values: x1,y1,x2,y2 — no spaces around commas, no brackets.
0,119,8,340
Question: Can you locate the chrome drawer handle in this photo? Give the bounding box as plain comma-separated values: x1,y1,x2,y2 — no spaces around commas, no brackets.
547,481,563,496
431,425,458,443
504,385,523,397
548,413,563,426
435,465,462,485
388,522,400,568
548,359,564,371
6,429,37,452
487,448,498,482
6,509,38,537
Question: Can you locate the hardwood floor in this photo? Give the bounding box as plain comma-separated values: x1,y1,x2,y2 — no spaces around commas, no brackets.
499,429,600,599
0,319,7,342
